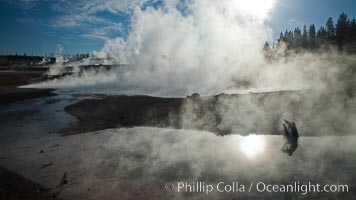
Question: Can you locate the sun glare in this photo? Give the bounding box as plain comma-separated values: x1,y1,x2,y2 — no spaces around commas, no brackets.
231,0,276,20
236,135,266,158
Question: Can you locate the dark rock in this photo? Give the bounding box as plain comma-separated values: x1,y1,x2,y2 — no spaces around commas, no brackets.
49,144,60,148
59,172,68,187
39,162,53,169
281,119,299,156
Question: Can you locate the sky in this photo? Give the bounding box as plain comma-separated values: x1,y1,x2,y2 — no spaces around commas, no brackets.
0,0,356,55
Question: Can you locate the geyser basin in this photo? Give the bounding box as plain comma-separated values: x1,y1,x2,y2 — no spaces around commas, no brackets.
61,90,355,137
1,125,355,199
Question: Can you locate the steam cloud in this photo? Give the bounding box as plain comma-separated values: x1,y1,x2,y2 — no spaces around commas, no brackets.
3,1,355,199
30,0,275,96
30,0,353,97
27,0,355,136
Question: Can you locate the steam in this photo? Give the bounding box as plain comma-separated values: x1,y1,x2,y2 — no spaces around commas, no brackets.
26,0,355,136
47,44,67,76
3,127,356,199
3,2,355,199
30,0,354,98
30,0,276,96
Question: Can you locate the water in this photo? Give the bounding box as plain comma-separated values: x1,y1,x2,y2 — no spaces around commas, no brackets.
0,95,355,199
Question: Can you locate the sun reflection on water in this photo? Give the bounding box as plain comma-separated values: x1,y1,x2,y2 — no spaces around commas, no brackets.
233,134,266,158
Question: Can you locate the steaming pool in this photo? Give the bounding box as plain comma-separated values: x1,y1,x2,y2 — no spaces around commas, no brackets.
0,94,355,199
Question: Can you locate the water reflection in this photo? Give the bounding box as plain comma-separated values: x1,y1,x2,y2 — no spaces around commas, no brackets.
0,96,355,199
233,134,266,158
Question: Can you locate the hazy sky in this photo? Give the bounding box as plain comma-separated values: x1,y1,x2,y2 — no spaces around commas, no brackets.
0,0,356,55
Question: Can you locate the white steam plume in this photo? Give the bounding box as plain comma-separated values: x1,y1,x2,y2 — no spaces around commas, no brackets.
30,0,276,96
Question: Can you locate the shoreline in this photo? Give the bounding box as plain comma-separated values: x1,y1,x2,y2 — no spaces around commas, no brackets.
0,71,56,108
62,86,355,137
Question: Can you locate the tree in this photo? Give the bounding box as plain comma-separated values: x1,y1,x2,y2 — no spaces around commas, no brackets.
316,26,327,46
350,19,356,42
302,25,308,48
286,31,294,48
284,30,289,40
263,41,270,51
326,17,335,40
336,13,349,48
278,32,284,42
294,27,302,48
273,12,356,52
309,24,316,49
277,31,286,48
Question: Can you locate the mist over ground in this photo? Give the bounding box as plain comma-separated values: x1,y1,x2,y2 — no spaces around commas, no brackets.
1,123,356,199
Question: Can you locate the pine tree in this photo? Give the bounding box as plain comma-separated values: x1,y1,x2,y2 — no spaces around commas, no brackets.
287,31,294,48
350,19,356,42
284,30,289,41
316,26,327,46
274,12,356,51
277,31,288,47
294,27,302,48
326,17,335,40
263,41,270,51
309,24,316,49
278,32,284,44
302,25,308,48
336,13,349,48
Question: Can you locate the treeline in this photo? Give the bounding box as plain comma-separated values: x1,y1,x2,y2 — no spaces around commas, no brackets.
1,53,90,59
265,12,356,51
0,55,55,66
0,53,91,66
